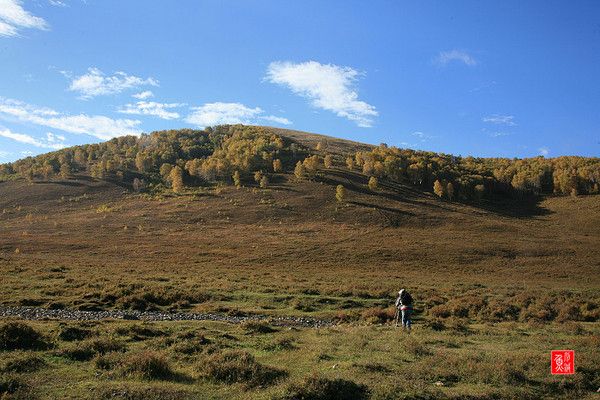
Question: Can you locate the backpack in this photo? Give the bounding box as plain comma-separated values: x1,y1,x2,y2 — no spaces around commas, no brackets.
400,291,413,306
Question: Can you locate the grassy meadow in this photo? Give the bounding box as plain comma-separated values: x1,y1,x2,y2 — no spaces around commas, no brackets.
1,128,599,399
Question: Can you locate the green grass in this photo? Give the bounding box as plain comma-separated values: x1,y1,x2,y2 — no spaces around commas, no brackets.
0,319,598,399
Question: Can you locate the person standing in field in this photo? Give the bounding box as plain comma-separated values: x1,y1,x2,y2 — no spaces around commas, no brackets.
395,289,413,331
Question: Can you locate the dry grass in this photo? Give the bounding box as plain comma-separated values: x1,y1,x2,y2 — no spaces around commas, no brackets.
0,130,599,398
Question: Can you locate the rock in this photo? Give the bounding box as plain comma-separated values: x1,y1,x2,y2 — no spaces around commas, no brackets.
434,381,444,387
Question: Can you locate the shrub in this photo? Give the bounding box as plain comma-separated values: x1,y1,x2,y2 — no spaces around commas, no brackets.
60,338,126,361
96,384,190,400
0,375,32,399
94,352,123,371
361,307,395,324
119,351,175,380
282,374,369,400
2,353,46,373
200,350,286,388
240,320,277,334
58,326,93,341
170,334,210,355
0,322,48,351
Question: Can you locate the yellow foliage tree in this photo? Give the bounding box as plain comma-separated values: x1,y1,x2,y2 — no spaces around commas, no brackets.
232,170,241,188
294,161,306,180
433,180,445,198
336,185,346,202
324,154,333,169
260,175,269,188
446,182,455,201
170,166,184,193
368,176,379,191
272,159,283,172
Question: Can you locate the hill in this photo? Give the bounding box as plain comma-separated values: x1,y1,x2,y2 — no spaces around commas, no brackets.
1,125,599,399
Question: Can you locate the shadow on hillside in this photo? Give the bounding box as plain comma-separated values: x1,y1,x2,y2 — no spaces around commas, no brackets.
319,168,552,219
34,180,87,187
477,196,552,218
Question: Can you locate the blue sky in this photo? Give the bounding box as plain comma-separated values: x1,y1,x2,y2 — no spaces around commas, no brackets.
1,0,599,162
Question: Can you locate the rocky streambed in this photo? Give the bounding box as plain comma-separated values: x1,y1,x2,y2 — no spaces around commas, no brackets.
0,305,335,328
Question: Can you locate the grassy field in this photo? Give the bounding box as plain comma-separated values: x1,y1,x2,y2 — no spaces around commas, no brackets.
1,130,599,399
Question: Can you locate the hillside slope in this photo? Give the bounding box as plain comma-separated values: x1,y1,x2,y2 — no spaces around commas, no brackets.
0,126,599,324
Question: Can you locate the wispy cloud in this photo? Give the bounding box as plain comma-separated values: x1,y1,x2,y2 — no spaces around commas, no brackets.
132,90,154,100
186,102,292,128
411,131,436,142
0,0,48,37
483,114,516,126
0,150,11,158
0,97,142,140
118,101,185,120
538,147,549,156
435,50,477,67
266,60,377,127
0,128,66,149
48,0,67,6
260,115,292,125
68,67,159,99
488,131,512,138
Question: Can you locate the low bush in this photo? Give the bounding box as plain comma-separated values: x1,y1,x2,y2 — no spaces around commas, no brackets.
0,322,48,351
119,351,175,380
361,307,396,324
95,384,190,400
94,352,123,371
0,374,32,399
200,350,286,388
60,338,126,361
240,320,277,334
170,335,211,355
1,353,46,373
282,374,369,400
58,326,93,341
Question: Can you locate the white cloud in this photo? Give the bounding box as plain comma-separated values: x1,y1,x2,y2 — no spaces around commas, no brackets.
0,150,11,158
260,115,292,125
118,101,184,120
0,128,66,149
132,90,154,100
186,102,263,127
483,114,516,126
266,61,377,127
410,131,435,142
0,0,48,37
538,147,549,156
488,131,512,138
186,102,293,127
68,67,159,99
48,0,67,6
435,50,477,66
0,97,143,140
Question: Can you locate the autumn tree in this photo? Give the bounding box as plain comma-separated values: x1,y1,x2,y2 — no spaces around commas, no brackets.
170,166,184,193
324,154,333,169
254,171,263,184
433,180,445,198
294,161,306,179
446,182,455,201
160,163,173,181
59,163,71,179
272,159,282,173
260,175,269,188
303,155,321,177
346,156,355,170
368,176,379,191
336,185,346,202
232,170,241,188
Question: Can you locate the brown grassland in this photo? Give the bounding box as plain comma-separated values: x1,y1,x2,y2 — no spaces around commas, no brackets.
0,128,599,399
